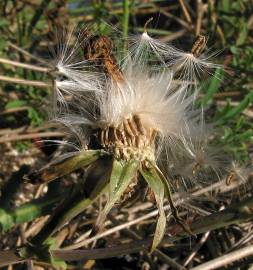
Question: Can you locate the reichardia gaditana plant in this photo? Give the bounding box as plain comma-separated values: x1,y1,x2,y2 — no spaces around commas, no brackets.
25,24,235,252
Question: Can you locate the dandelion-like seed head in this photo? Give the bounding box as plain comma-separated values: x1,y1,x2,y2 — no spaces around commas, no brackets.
30,25,230,252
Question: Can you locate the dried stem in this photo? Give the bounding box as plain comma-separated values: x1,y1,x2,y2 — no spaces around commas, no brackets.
0,131,64,144
195,0,206,36
63,176,252,250
191,245,253,270
0,58,50,73
178,0,192,25
0,75,50,88
183,231,210,266
8,42,50,66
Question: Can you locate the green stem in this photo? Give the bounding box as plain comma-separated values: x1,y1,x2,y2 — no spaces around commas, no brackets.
0,193,64,232
122,0,130,51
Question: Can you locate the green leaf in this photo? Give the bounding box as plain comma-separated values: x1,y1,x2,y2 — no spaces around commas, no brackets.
53,159,111,232
96,159,138,229
201,68,223,106
45,238,67,270
0,194,63,232
140,163,166,252
0,39,6,51
109,158,125,195
5,100,27,109
216,91,253,124
27,107,43,126
236,19,248,46
0,209,13,231
26,150,106,184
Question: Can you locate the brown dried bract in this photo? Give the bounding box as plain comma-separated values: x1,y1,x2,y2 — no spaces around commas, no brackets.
78,29,123,82
191,35,206,57
98,114,157,161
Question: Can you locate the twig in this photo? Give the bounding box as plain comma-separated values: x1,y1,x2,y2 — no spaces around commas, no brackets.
0,131,64,143
8,42,49,66
25,216,50,238
2,197,253,266
178,0,192,25
0,58,50,73
159,29,187,42
191,245,253,270
159,8,190,29
154,249,186,270
0,123,55,136
226,229,253,253
53,239,152,261
63,211,158,250
107,213,179,269
63,178,253,250
195,0,206,36
0,75,50,88
0,107,29,115
183,231,210,266
0,251,25,267
53,197,253,261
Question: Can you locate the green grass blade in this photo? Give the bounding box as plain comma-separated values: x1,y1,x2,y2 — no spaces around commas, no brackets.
201,68,223,106
140,163,166,252
216,91,253,124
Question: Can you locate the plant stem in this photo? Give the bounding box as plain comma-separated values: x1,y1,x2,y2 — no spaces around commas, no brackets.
0,75,50,88
0,58,50,73
0,193,64,232
122,0,130,51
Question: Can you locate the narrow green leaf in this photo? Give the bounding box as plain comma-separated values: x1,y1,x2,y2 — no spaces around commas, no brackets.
26,150,106,184
109,158,125,195
216,91,253,124
0,193,63,232
201,68,223,106
96,159,138,229
45,238,67,270
56,158,112,230
0,209,13,231
5,100,27,109
27,107,43,126
236,19,248,46
140,163,166,252
53,173,109,233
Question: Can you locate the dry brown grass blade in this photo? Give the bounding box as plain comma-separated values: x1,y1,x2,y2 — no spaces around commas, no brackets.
0,251,25,267
191,245,253,270
0,131,64,144
0,75,50,88
0,58,50,72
